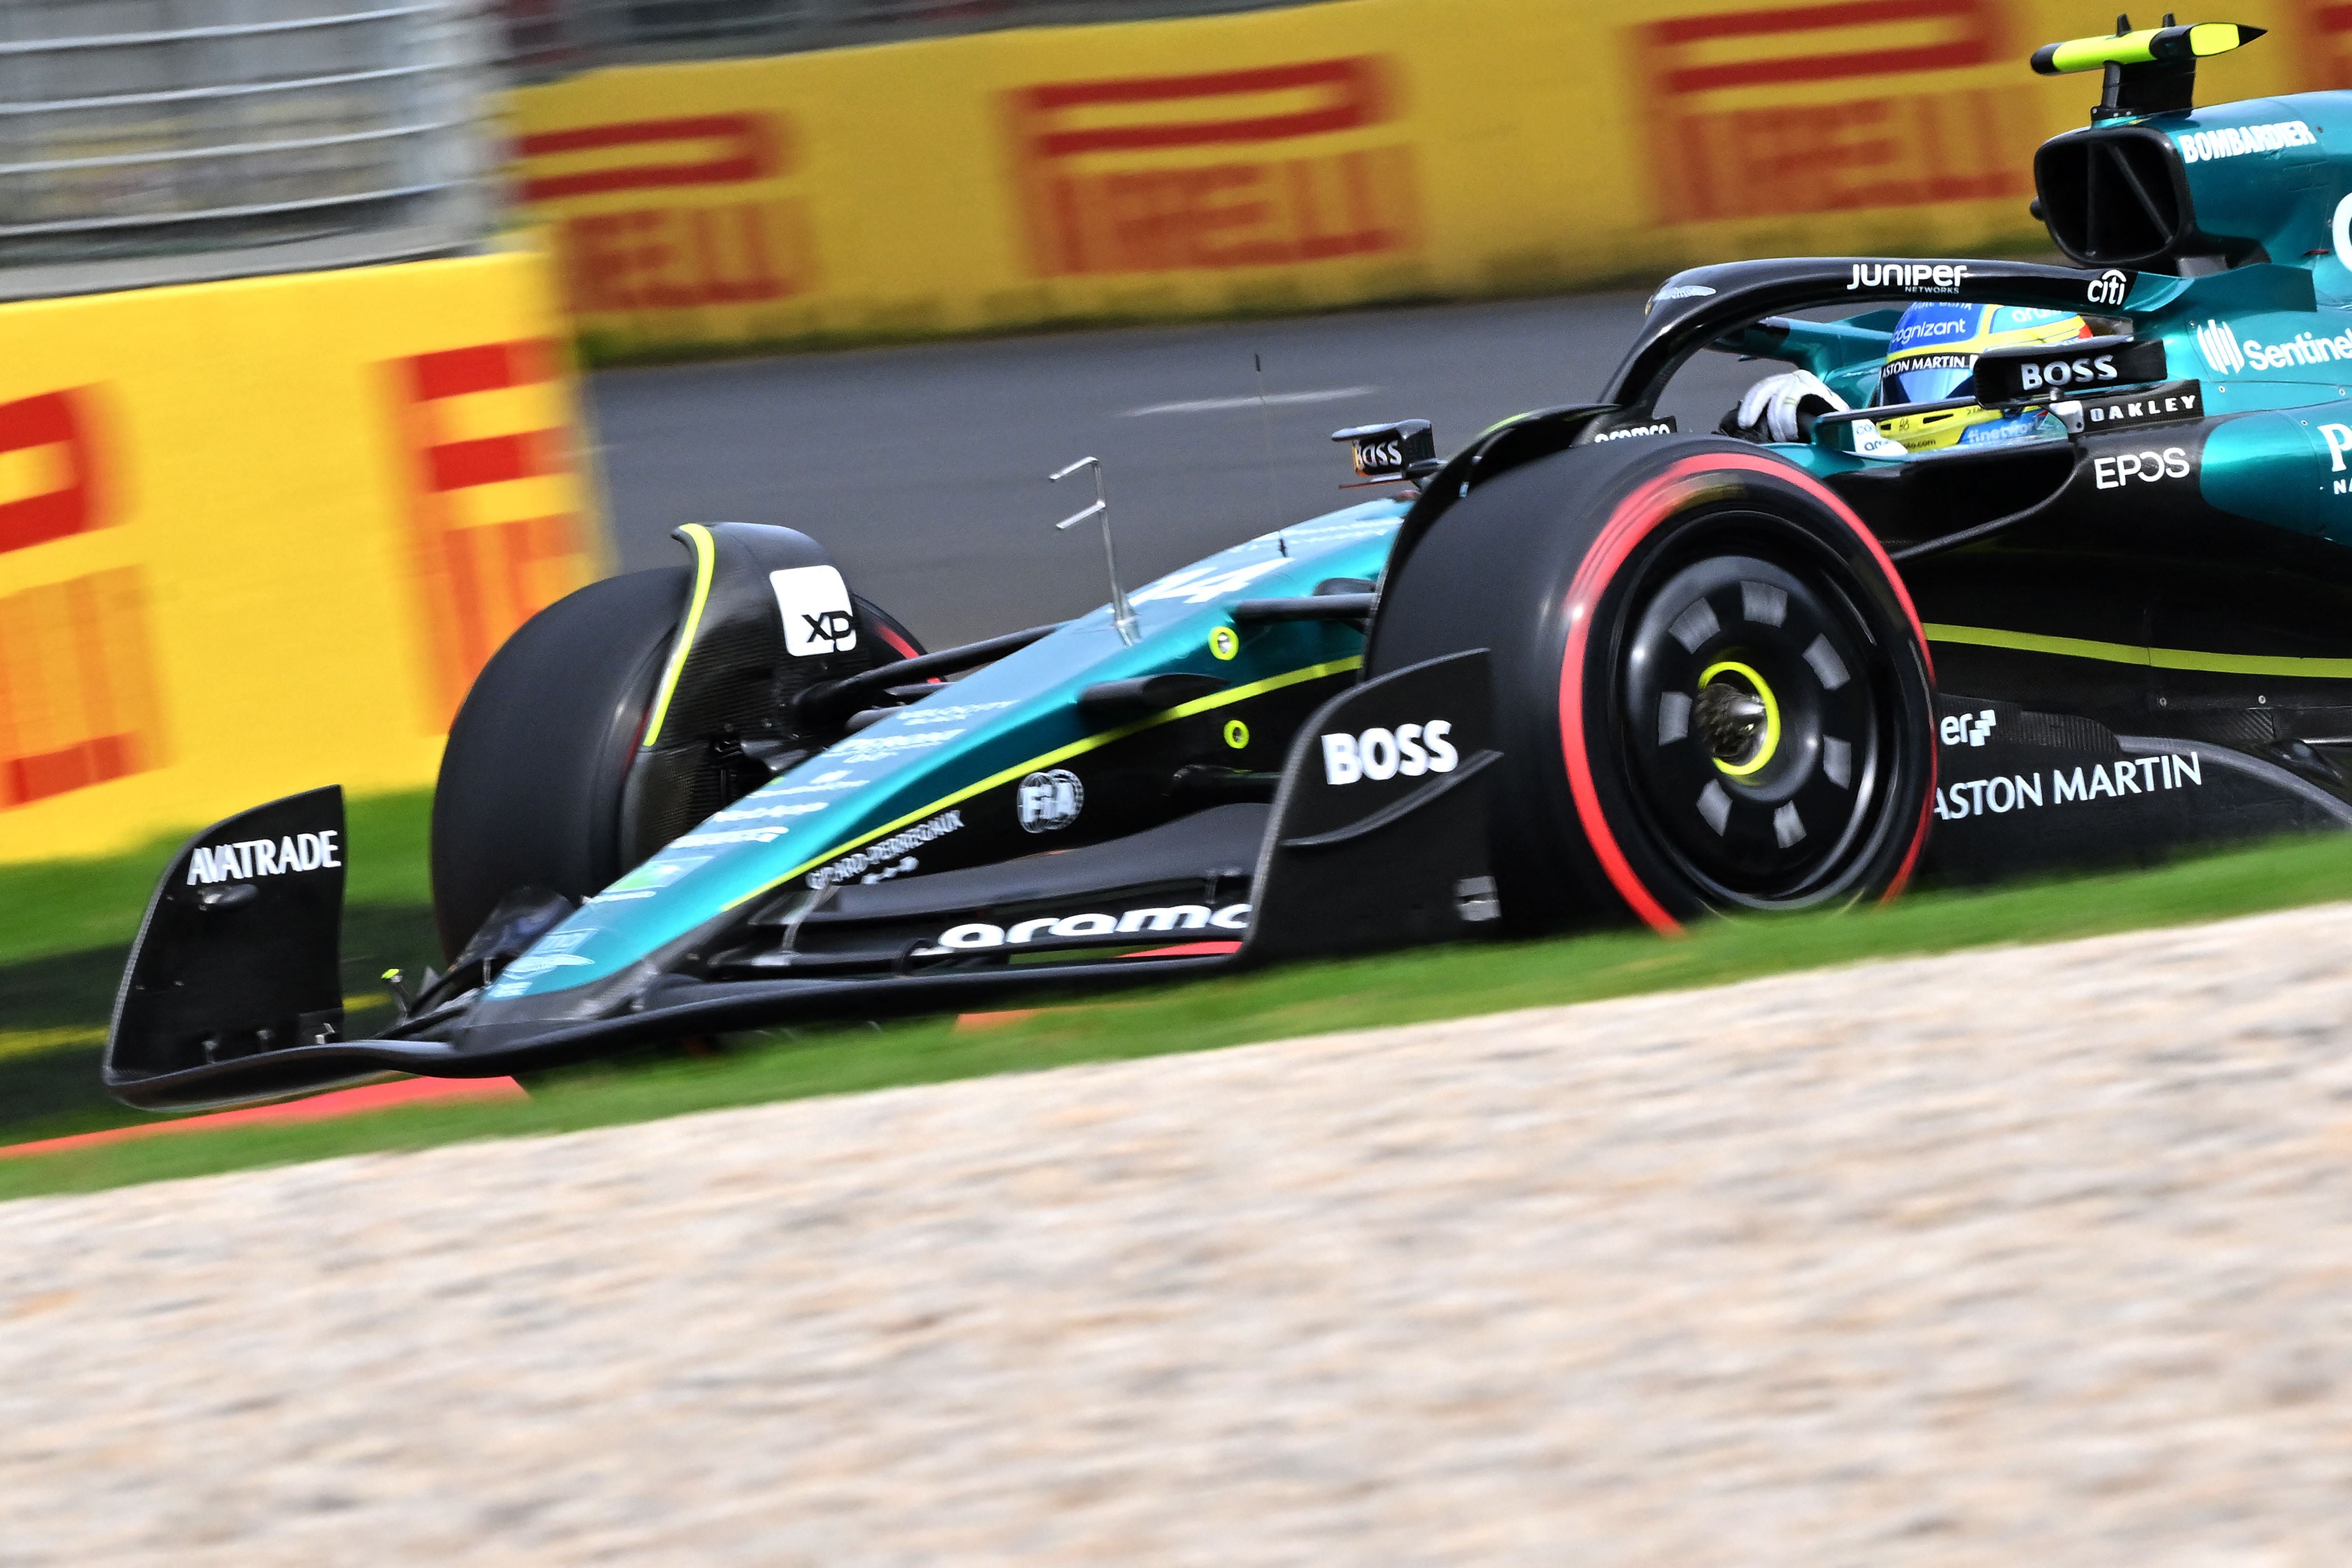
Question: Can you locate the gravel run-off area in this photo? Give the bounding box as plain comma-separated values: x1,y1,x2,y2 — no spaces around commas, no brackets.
7,905,2352,1566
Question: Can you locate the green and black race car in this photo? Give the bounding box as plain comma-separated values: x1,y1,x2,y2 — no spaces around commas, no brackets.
105,19,2352,1110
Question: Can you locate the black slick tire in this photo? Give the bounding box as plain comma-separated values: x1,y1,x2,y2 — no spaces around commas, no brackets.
1371,436,1935,931
431,567,687,961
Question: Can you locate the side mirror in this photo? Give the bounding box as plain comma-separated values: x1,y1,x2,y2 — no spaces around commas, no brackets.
1331,419,1435,489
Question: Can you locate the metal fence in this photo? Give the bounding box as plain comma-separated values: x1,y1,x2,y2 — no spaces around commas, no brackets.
501,0,1307,78
0,0,498,300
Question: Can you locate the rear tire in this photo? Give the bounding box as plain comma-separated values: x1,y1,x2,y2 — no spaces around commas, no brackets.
1371,437,1934,931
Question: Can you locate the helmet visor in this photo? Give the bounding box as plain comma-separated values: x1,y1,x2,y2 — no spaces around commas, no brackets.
1881,353,1974,407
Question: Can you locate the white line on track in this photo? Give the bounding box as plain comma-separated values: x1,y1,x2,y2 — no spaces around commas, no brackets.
1121,386,1378,416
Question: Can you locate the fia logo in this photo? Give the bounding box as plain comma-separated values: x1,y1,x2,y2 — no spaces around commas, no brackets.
2193,319,2248,377
2086,268,2130,308
771,564,860,657
1017,768,1084,832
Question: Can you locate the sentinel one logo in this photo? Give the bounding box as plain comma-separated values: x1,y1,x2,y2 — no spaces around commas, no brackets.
2174,119,2316,163
2193,319,2246,375
2193,320,2352,375
1848,262,1970,293
2087,268,2130,307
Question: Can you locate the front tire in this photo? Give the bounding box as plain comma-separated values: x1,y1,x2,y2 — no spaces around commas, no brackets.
1372,437,1934,930
431,568,686,961
430,566,929,961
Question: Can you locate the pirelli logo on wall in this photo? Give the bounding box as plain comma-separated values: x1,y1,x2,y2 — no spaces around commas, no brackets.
1002,56,1421,277
1635,0,2035,225
387,340,595,730
517,114,816,316
0,387,167,811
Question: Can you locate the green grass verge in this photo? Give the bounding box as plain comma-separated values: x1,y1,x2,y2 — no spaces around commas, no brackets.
0,792,440,1145
0,791,434,969
8,829,2352,1203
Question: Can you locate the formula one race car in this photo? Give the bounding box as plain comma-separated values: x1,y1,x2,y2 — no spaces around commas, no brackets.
106,19,2352,1109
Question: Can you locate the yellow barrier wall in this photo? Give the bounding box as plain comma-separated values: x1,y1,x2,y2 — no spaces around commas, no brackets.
510,0,2346,359
0,250,604,864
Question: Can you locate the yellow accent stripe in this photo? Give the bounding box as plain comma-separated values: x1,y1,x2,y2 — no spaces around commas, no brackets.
722,654,1365,910
1923,623,2352,681
640,523,717,747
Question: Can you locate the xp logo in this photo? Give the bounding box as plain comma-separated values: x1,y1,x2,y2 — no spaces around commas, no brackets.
771,564,860,657
1017,768,1084,832
2086,268,2130,308
2193,319,2248,376
801,609,855,649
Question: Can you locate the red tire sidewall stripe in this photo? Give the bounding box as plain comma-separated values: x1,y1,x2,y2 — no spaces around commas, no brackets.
1556,451,1936,932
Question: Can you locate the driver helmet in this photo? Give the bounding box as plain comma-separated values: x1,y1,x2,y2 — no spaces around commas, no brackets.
1872,302,2090,452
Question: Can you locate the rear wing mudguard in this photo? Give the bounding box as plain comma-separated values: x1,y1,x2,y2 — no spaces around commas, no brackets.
104,651,1500,1112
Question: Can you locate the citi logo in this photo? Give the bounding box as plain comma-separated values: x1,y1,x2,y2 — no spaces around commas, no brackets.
2087,269,2130,308
1321,719,1460,784
2194,319,2248,375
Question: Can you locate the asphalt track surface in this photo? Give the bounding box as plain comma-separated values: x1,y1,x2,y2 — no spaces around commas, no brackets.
586,293,1760,648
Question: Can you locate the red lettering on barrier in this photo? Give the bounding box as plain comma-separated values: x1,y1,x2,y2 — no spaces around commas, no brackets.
1004,56,1420,278
518,115,782,201
2295,0,2352,87
560,201,809,312
515,112,814,316
1651,0,1995,91
0,389,102,554
388,341,591,730
0,567,165,810
1637,0,2027,224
